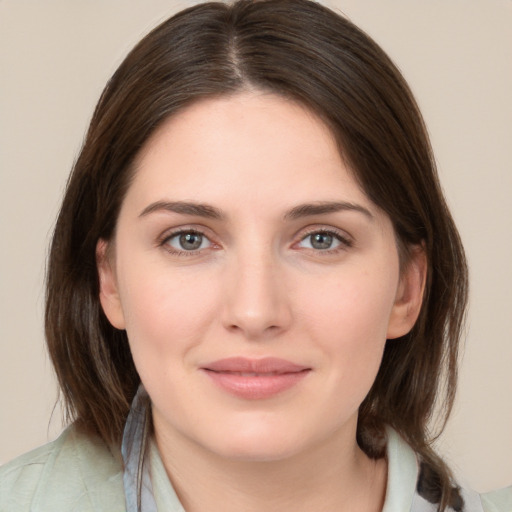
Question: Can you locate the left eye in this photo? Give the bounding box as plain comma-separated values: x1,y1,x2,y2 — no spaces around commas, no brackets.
165,231,211,251
297,231,344,250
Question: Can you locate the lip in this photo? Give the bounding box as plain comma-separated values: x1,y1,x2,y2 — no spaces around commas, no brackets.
200,357,311,400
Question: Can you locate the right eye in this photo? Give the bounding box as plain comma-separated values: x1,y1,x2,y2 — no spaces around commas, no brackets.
163,230,212,253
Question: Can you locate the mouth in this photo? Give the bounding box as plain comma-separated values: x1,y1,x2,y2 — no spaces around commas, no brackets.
200,357,311,400
209,371,299,376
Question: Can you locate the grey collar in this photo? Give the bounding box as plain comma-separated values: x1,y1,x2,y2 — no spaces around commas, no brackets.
121,385,483,512
121,385,157,512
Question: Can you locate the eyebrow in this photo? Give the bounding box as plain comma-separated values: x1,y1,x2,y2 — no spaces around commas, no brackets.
139,200,373,221
283,201,374,221
139,201,225,220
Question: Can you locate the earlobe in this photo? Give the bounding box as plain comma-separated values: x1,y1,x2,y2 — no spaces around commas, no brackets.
96,239,126,330
386,245,427,339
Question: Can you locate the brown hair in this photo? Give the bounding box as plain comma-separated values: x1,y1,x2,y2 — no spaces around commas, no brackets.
46,0,467,508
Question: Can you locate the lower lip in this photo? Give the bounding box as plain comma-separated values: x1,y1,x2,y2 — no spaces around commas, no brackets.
202,370,310,400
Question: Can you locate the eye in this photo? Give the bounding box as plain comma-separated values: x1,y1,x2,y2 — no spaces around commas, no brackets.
164,230,212,252
297,230,351,251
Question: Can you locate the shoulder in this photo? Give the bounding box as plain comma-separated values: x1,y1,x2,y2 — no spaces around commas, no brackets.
481,486,512,512
0,425,125,512
384,428,512,512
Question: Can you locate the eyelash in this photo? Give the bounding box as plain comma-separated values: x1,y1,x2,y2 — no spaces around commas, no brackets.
296,228,353,254
159,228,213,257
158,227,353,257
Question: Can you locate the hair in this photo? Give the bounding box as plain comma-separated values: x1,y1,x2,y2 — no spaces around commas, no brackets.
45,0,468,509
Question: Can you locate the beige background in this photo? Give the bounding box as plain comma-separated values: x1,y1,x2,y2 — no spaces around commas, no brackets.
0,0,511,492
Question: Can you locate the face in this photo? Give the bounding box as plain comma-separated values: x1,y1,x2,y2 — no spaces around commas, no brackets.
98,92,425,462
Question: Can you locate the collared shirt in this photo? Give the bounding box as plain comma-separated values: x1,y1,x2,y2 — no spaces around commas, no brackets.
1,425,510,511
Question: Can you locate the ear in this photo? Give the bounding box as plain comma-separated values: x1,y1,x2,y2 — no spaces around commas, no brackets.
96,239,126,330
386,245,427,339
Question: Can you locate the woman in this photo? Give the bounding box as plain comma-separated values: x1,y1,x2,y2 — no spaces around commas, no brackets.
0,0,510,510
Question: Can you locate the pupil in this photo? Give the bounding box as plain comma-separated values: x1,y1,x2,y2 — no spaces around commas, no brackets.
311,233,332,249
180,233,202,250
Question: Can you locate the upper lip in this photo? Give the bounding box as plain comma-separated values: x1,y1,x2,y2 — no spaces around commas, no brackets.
201,357,310,374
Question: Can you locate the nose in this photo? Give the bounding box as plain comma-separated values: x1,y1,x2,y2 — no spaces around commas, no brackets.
221,248,292,341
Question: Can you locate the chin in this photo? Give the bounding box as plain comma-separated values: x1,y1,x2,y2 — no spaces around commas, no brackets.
200,419,312,463
211,439,302,463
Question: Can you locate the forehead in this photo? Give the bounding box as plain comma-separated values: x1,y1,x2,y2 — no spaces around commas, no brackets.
126,91,373,215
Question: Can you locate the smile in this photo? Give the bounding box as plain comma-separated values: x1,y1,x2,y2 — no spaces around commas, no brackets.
201,357,311,400
214,371,291,376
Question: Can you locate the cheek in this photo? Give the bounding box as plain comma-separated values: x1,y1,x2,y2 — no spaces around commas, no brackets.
301,264,397,334
293,265,398,421
117,264,220,364
296,262,398,374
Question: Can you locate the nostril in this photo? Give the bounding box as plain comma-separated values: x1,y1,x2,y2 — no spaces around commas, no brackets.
226,322,282,339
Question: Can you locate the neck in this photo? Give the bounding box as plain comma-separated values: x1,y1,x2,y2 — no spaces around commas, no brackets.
154,417,387,512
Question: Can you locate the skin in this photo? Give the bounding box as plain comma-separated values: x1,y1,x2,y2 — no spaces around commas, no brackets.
98,91,426,512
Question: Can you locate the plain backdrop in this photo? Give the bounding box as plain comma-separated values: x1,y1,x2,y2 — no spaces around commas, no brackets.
0,0,511,492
